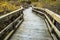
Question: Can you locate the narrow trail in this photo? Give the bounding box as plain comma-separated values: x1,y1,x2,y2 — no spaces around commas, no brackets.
10,7,53,40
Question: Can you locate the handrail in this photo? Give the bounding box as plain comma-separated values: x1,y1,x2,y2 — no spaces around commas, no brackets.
0,7,23,19
0,7,23,31
0,7,24,40
33,7,60,23
32,7,60,39
45,9,60,23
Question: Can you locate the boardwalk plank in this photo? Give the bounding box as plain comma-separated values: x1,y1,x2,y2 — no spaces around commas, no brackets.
10,7,53,40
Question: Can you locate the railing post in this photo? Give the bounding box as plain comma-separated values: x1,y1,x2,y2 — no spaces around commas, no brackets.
32,7,60,39
0,7,24,40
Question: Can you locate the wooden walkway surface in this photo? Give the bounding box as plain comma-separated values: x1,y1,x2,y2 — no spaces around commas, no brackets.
10,7,53,40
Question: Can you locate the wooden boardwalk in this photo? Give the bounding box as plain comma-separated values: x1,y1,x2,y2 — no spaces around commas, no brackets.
10,7,53,40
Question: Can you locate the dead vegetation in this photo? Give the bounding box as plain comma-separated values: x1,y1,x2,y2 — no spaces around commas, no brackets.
32,0,60,15
0,1,20,16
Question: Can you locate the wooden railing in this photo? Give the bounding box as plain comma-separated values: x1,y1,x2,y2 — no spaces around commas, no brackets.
0,7,24,40
32,7,60,40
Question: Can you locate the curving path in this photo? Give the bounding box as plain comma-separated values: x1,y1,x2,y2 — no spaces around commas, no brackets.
10,7,53,40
